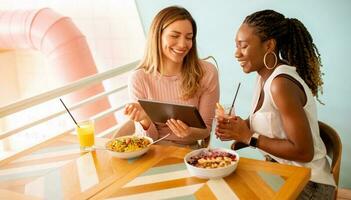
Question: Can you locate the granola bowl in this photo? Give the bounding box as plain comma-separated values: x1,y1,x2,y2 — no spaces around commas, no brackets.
105,135,153,159
184,147,239,179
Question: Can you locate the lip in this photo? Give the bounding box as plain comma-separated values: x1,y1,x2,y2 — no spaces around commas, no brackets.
171,48,187,55
238,60,246,66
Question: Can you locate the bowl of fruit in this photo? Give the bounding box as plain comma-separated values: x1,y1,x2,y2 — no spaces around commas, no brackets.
105,135,153,159
184,147,239,179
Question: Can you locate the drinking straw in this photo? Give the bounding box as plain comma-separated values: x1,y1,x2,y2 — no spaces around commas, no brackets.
59,98,80,128
228,82,241,115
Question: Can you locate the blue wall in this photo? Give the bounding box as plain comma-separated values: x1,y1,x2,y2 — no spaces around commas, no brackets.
135,0,351,188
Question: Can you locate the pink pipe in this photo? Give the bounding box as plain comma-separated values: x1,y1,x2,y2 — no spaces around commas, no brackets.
0,8,116,132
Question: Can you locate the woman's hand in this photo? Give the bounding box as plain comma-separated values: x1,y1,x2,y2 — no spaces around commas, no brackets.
215,102,226,121
124,103,148,122
215,116,252,144
166,119,191,138
124,103,152,129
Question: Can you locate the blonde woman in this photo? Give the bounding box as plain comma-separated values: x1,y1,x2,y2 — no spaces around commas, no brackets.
123,6,219,148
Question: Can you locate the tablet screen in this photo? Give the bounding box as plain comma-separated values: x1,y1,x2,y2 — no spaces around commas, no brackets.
138,99,207,129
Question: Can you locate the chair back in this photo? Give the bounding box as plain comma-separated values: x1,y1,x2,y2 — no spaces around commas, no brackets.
318,121,342,185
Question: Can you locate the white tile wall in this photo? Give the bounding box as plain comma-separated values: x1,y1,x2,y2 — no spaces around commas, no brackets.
0,0,145,83
0,51,20,106
0,0,145,132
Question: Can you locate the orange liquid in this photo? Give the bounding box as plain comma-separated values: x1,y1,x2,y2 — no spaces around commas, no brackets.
77,122,94,147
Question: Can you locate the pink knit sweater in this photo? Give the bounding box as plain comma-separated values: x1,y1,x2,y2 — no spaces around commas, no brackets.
128,60,220,145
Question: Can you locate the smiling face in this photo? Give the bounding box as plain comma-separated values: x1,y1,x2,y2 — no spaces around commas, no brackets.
235,23,267,74
161,19,193,67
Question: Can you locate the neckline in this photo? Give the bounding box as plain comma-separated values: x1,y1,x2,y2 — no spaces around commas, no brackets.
252,65,296,115
252,76,265,115
155,70,181,81
260,64,291,84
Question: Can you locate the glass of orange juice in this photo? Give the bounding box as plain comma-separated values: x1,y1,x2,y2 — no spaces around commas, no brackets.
76,120,95,151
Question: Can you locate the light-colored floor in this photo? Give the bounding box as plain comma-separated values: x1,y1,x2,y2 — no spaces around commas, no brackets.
338,188,351,200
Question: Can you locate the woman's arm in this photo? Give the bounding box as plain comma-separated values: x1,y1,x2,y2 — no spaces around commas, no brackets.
216,76,314,162
127,71,159,140
257,76,314,162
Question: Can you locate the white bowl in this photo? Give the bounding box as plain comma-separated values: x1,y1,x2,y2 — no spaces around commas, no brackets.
105,136,153,159
184,147,239,179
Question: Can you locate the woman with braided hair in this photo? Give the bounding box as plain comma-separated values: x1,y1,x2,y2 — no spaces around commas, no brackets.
215,10,335,199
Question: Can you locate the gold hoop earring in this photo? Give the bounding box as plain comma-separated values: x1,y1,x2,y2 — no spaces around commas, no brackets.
263,51,277,70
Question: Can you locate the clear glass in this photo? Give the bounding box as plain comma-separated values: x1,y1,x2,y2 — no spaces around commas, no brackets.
216,104,236,120
76,120,95,151
212,104,236,145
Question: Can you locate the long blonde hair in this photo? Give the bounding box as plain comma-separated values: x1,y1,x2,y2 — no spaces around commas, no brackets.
138,6,203,99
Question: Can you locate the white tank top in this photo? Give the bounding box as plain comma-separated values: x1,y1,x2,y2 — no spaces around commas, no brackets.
249,65,335,186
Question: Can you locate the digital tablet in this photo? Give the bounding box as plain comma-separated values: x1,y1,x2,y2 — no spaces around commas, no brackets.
138,99,207,129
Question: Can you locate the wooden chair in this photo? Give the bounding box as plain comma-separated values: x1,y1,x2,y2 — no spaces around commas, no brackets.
318,121,342,186
231,121,342,185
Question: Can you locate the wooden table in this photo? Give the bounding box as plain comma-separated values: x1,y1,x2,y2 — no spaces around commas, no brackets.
0,134,310,200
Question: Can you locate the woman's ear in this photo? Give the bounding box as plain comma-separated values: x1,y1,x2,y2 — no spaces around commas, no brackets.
265,38,277,52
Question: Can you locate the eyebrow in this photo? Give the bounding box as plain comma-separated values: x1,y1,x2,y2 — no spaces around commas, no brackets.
170,31,193,35
236,39,246,43
235,40,248,44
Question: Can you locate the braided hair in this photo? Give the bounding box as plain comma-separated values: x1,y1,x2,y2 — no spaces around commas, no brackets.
244,10,323,99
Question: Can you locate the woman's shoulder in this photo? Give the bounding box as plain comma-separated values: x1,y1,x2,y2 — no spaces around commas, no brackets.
199,59,218,76
129,68,150,84
198,60,219,88
131,68,152,79
272,64,297,75
131,67,146,76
